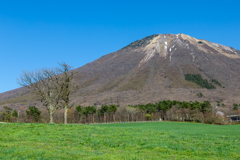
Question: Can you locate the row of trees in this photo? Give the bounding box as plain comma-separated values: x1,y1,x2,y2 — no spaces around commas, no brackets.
18,62,75,124
75,105,118,123
185,74,216,89
131,100,212,113
0,99,214,123
129,100,212,120
0,106,42,122
2,100,239,124
0,106,18,122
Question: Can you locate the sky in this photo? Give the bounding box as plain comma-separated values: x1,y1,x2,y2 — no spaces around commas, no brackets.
0,0,240,93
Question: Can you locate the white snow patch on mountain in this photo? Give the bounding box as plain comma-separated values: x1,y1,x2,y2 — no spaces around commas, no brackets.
212,43,219,47
164,40,168,58
221,45,233,52
211,42,234,52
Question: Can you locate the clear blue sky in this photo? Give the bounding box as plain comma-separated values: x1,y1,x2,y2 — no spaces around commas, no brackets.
0,0,239,93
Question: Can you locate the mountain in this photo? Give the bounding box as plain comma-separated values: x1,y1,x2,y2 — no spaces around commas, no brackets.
1,33,240,109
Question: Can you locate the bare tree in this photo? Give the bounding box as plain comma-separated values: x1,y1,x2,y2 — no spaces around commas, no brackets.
18,68,63,123
57,62,77,124
57,62,76,124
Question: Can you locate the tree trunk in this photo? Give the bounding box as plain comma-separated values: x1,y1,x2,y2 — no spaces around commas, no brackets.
104,112,106,123
113,112,115,122
92,113,94,123
64,105,68,124
79,115,82,123
49,106,54,123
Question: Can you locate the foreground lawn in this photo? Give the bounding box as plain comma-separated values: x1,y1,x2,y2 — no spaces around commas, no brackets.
0,122,239,159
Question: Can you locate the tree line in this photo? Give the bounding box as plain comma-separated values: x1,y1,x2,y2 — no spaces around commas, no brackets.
0,106,41,122
129,100,212,120
75,104,118,123
2,100,239,124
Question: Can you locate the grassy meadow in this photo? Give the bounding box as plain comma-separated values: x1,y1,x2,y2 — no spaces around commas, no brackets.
0,122,240,159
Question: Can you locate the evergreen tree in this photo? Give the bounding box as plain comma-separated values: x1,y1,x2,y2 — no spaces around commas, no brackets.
12,110,18,118
1,106,12,122
109,104,117,122
26,106,41,122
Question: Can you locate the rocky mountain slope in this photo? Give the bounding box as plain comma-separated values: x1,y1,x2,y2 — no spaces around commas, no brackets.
1,33,240,109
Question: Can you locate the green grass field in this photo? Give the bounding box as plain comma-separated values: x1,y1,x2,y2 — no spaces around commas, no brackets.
0,122,240,159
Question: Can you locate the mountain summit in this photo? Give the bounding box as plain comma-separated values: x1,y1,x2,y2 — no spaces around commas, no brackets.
1,34,240,107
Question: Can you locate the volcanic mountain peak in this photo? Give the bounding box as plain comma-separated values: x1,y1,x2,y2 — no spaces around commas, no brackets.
130,33,239,68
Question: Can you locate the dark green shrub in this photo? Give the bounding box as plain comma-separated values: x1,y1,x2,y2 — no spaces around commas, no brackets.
26,106,41,122
12,110,18,117
76,105,82,114
1,106,12,122
233,106,238,111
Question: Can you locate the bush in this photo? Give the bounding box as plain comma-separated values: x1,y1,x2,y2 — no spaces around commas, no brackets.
233,106,238,111
145,114,151,120
204,113,216,124
233,103,239,111
1,106,12,122
26,106,41,122
12,110,18,117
